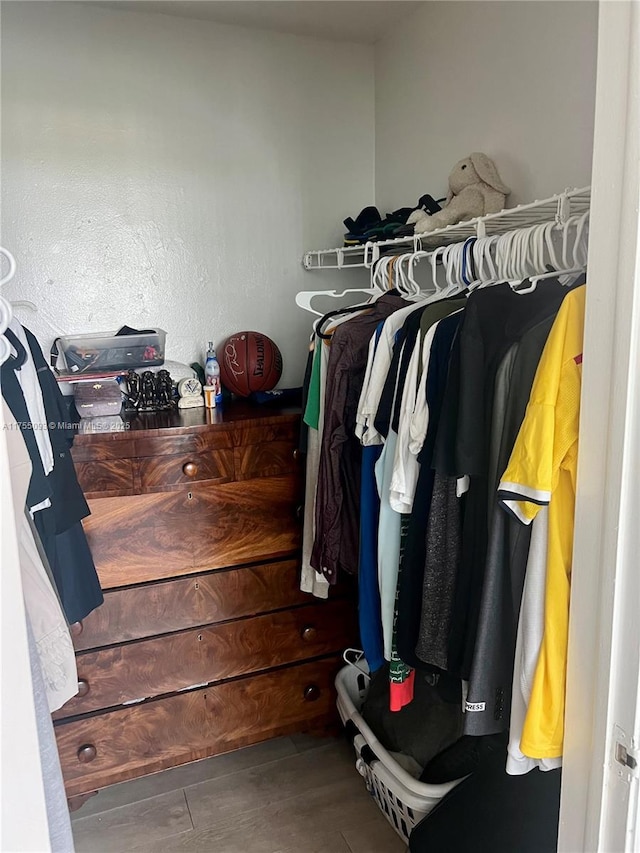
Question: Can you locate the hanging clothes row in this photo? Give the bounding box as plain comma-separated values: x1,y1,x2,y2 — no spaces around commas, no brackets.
1,295,104,713
0,246,78,852
298,218,587,780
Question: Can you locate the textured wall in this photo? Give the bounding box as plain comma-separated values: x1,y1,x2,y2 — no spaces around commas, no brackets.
374,1,598,211
1,2,375,386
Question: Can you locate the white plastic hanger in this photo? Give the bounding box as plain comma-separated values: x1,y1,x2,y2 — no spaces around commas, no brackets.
412,245,448,303
439,242,468,297
0,247,17,367
406,250,429,294
467,235,500,291
558,212,588,268
468,235,503,291
506,223,544,293
561,215,580,268
295,284,385,317
496,229,525,286
395,252,422,299
510,226,534,281
571,211,589,266
398,249,441,301
507,222,559,293
0,247,16,289
295,251,388,317
526,217,587,289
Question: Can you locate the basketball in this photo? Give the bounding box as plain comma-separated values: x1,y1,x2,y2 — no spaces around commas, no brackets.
219,331,283,397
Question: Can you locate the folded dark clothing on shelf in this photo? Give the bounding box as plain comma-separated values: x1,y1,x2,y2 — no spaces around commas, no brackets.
343,206,381,237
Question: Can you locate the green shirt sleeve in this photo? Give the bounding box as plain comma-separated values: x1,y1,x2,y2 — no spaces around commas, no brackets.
303,340,322,430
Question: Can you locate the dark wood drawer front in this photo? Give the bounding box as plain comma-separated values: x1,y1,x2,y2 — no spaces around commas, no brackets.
134,430,234,459
137,449,235,490
55,657,341,796
83,476,300,588
72,560,307,650
57,600,352,718
190,477,301,573
72,437,137,464
234,440,298,481
74,460,135,496
234,421,298,447
83,490,193,588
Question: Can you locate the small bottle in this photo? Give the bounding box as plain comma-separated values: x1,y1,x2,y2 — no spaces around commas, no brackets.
204,342,223,405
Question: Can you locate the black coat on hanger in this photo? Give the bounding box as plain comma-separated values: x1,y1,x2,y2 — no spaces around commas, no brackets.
1,329,52,509
3,323,104,623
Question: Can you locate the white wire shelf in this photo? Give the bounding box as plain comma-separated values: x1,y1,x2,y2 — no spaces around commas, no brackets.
303,186,591,270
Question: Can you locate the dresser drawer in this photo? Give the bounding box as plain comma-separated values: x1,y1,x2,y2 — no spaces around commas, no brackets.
56,600,353,718
233,421,298,447
234,440,299,481
189,477,301,574
55,657,341,796
74,459,135,496
83,489,193,587
134,429,234,458
73,559,309,650
72,437,137,463
83,475,301,588
137,449,235,490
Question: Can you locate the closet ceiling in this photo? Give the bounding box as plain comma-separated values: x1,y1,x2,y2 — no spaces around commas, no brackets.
91,0,423,43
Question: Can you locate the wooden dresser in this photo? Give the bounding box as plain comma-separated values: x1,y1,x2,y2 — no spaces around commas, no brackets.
53,402,353,803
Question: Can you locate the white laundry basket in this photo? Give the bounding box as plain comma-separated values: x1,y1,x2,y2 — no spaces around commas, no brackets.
335,652,462,845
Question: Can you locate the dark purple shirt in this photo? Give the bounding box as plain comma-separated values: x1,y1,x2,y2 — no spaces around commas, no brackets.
311,292,409,582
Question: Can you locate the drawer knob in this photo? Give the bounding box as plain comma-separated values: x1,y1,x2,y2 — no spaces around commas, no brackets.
304,684,321,702
77,744,97,763
183,461,198,477
301,626,317,642
293,448,301,461
70,621,83,637
77,679,90,697
295,504,304,521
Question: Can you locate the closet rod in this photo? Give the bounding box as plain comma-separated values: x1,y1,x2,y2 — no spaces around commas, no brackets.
303,185,591,271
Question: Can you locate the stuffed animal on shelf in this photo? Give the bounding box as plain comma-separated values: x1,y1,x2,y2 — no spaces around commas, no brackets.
408,153,510,233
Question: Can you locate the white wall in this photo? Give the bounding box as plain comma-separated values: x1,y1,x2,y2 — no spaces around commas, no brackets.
1,2,375,386
374,1,598,212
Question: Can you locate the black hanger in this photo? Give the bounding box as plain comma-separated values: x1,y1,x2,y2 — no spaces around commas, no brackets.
316,304,371,340
316,289,399,340
4,327,28,369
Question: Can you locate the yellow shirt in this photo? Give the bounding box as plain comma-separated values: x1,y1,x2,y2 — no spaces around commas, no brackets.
498,285,585,759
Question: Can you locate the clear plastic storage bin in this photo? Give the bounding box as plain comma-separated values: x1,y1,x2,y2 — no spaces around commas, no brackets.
57,328,166,375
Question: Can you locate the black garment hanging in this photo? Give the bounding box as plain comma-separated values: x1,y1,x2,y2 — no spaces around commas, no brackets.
433,281,568,678
373,306,425,440
463,312,560,737
34,513,103,624
24,326,90,533
3,323,104,623
25,325,103,622
396,311,464,670
1,329,52,510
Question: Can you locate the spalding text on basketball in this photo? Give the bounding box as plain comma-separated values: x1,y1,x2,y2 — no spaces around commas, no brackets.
253,336,265,377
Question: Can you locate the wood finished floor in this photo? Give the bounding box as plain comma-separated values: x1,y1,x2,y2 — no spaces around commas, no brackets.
71,734,407,853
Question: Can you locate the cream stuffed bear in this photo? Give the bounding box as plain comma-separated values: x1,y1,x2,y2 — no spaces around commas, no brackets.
408,153,510,233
